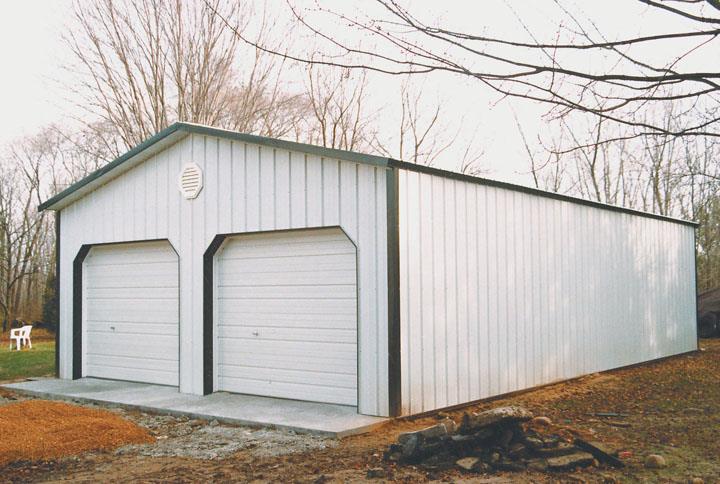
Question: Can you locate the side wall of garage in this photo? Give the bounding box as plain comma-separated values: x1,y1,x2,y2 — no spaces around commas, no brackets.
397,167,698,415
58,133,391,416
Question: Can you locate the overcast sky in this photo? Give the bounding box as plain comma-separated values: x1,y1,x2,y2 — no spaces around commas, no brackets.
0,1,73,145
0,1,712,186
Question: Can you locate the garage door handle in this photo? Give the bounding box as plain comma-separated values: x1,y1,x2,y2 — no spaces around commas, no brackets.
252,331,259,336
110,326,115,331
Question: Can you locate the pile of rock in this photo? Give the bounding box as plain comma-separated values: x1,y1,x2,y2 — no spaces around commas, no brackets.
384,406,623,474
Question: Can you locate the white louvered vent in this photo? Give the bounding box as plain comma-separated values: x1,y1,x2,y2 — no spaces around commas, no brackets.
178,162,203,199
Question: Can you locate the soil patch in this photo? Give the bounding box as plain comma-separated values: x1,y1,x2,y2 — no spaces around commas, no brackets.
0,400,153,466
2,340,719,482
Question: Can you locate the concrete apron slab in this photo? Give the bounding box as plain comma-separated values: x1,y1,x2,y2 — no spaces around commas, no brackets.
2,378,388,438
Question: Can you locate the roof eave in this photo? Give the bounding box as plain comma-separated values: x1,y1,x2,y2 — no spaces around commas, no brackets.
39,123,188,212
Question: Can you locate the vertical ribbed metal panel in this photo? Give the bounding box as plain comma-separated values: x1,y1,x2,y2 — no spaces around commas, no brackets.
398,169,697,415
58,134,389,416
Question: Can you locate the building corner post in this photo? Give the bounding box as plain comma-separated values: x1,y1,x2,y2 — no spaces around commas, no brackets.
386,166,401,417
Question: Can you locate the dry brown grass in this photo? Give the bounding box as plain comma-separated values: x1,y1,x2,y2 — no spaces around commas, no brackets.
0,400,153,466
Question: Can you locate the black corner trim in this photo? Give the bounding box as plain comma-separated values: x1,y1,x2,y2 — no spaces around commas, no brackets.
203,235,227,395
387,159,698,228
54,212,61,378
72,245,91,380
386,168,402,417
71,239,179,382
694,227,700,350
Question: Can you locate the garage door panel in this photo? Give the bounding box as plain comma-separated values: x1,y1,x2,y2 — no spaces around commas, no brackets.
86,365,177,386
86,296,177,306
84,241,179,386
86,244,177,264
218,338,355,359
220,351,357,374
218,256,356,274
218,285,357,300
86,286,178,300
87,354,179,372
217,228,358,405
229,230,351,246
87,332,178,357
219,365,355,388
87,321,179,336
218,325,355,343
218,298,356,314
88,306,178,324
218,377,357,406
84,270,178,288
217,311,356,328
220,241,355,259
218,270,356,286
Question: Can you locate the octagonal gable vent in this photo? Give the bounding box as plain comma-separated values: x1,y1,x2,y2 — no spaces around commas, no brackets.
178,162,203,199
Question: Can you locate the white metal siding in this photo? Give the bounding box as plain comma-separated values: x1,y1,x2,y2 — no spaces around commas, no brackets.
58,134,389,416
83,241,179,385
216,228,357,405
398,169,697,415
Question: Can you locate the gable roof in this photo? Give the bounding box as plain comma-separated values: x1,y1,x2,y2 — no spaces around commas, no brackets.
39,122,698,228
38,122,391,211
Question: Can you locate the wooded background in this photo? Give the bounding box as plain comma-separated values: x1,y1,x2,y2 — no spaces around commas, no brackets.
3,0,718,331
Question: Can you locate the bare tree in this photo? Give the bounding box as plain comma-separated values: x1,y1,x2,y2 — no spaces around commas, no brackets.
369,77,485,172
301,66,377,151
0,137,56,328
66,0,305,154
211,0,720,144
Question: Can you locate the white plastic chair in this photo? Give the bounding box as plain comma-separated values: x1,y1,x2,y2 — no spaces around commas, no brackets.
9,325,32,351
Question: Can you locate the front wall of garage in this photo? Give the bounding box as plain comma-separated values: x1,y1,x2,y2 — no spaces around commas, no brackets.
58,133,390,416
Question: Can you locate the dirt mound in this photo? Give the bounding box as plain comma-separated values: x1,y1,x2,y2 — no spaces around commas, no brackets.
0,400,154,466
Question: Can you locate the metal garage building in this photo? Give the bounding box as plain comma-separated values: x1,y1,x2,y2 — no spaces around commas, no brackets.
40,122,698,418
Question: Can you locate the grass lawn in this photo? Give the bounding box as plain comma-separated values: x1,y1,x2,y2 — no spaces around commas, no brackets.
0,340,55,382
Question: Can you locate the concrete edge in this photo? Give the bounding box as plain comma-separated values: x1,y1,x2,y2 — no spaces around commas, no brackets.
1,384,389,439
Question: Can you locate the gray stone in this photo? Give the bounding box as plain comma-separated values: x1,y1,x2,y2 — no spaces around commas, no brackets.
451,434,475,444
526,458,548,472
493,461,526,472
498,427,515,448
460,406,533,433
574,438,624,468
456,457,482,472
470,427,496,442
397,421,452,446
533,442,579,458
508,442,527,458
547,452,595,471
398,433,419,457
384,451,401,462
531,416,552,426
644,454,666,468
524,436,544,450
439,417,457,434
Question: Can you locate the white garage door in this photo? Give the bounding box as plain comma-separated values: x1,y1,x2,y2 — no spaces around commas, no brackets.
216,228,358,406
84,241,179,386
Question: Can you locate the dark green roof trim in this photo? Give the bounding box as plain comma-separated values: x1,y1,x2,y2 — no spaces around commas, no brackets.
39,121,699,228
388,159,699,228
39,123,184,211
39,122,391,211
